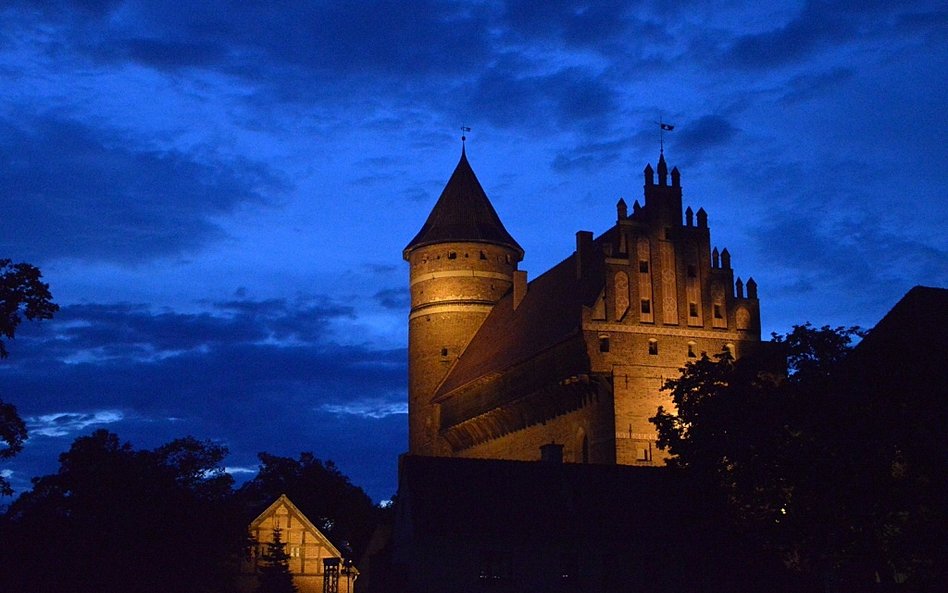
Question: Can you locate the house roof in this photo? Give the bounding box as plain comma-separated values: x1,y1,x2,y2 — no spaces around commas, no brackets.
403,149,523,258
250,494,346,560
435,237,607,399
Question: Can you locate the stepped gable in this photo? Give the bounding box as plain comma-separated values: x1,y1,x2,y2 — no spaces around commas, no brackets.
403,149,523,258
434,235,609,399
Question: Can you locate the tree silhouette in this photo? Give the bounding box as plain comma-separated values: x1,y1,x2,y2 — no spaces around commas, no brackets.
256,528,298,593
0,259,58,495
648,324,948,588
0,430,248,593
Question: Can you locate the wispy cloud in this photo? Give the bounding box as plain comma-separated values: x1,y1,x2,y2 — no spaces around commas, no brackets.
27,410,125,438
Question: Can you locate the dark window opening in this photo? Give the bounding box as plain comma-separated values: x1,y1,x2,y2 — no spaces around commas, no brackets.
687,264,697,278
689,302,698,317
648,340,658,355
448,251,457,260
639,260,649,273
479,251,487,260
713,304,723,319
440,347,448,357
641,299,651,314
599,336,610,353
688,343,696,358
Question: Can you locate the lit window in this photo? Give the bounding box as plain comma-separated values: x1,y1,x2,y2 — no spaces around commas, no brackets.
639,260,649,273
689,302,698,317
648,339,658,355
641,299,651,314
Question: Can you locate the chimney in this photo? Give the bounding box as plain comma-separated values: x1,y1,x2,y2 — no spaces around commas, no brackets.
575,230,593,279
513,270,528,310
540,442,564,464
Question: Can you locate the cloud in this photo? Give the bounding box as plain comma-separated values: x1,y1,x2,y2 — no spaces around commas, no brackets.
675,115,739,156
373,288,409,311
26,410,124,437
0,115,284,263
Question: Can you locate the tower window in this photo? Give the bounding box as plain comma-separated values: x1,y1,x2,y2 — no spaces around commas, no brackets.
639,260,649,273
448,251,457,260
648,339,658,355
640,299,651,314
599,336,610,353
713,304,723,319
687,264,697,278
689,302,698,317
440,347,448,357
480,251,487,260
687,342,696,358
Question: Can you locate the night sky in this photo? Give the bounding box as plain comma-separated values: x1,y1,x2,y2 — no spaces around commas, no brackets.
1,1,945,502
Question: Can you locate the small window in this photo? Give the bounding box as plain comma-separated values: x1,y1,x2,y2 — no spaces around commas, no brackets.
687,342,696,358
599,336,610,353
440,347,448,357
687,264,697,278
639,260,649,273
641,299,651,314
689,302,698,317
290,546,300,557
648,339,658,355
464,252,469,258
713,304,723,319
505,254,511,264
479,251,487,260
448,251,457,260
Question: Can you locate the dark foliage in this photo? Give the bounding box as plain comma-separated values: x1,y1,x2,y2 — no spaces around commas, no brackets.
239,452,379,562
0,258,59,359
0,258,58,495
0,430,249,593
651,323,946,590
255,528,298,593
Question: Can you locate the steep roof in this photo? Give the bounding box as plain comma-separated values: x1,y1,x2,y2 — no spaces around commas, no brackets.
435,239,607,398
250,494,346,559
403,149,523,258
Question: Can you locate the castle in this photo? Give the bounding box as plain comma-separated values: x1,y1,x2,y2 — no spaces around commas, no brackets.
403,147,761,465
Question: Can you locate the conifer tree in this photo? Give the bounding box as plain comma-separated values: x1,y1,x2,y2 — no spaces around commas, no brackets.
256,528,298,593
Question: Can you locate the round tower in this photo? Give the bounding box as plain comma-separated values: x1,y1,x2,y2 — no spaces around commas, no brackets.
403,148,523,455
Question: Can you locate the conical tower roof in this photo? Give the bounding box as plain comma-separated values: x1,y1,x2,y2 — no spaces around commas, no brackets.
404,149,523,259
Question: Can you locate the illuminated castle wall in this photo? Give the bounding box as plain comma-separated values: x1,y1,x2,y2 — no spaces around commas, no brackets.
403,149,761,465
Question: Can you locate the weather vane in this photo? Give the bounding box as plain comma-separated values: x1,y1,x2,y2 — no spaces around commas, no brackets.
461,125,471,145
655,117,675,153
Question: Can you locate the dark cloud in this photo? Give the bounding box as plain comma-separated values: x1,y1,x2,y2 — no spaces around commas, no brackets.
724,0,937,70
0,115,284,263
373,288,409,311
675,115,738,156
551,138,625,172
0,297,407,500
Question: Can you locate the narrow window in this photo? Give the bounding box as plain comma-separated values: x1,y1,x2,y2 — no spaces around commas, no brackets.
689,302,698,317
440,347,448,357
639,260,649,273
598,336,610,353
687,342,696,358
648,339,658,355
713,304,723,319
640,299,651,314
687,264,697,278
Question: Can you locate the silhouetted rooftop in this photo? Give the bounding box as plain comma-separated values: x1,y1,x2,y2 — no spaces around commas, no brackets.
403,149,523,258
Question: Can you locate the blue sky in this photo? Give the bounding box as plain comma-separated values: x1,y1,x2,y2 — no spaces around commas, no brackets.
1,0,945,502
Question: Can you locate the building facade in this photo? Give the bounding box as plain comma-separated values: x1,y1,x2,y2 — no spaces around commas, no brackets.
404,148,761,465
239,494,357,593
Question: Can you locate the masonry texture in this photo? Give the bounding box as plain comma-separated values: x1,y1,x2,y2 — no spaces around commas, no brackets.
403,148,761,466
